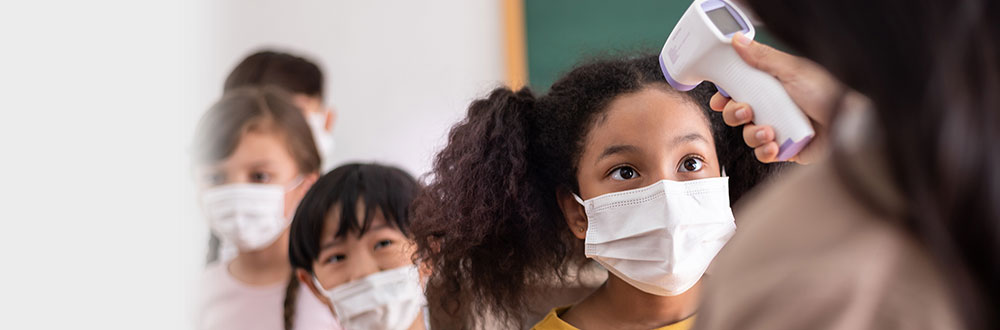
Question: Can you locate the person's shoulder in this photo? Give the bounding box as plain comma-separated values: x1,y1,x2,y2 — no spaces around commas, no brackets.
531,306,577,330
291,283,341,330
200,261,231,287
698,162,962,330
722,161,905,267
655,315,695,330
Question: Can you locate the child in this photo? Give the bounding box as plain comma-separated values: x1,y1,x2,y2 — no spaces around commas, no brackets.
409,55,781,329
210,49,337,266
194,86,341,330
224,50,337,171
289,163,427,330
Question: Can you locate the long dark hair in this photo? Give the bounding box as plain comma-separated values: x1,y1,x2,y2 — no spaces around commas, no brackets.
409,54,783,328
744,0,999,328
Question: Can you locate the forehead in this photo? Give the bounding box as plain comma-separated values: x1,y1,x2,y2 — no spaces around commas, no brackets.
586,87,711,148
320,201,390,243
215,129,296,169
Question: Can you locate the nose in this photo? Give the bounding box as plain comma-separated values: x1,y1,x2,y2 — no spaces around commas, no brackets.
347,250,381,282
647,164,679,183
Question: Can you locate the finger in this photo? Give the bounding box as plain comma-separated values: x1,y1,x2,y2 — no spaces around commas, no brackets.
742,124,774,148
731,33,799,78
754,142,780,163
722,101,753,127
710,92,731,111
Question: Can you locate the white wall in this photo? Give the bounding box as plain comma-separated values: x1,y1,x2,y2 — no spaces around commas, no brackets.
199,0,507,177
1,1,204,329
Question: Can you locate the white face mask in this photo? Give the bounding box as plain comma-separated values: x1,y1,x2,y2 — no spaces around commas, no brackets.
307,112,336,158
574,176,736,296
201,178,302,252
314,265,425,330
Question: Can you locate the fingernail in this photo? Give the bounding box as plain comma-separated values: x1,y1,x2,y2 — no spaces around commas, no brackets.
735,108,748,121
755,129,767,141
734,33,752,46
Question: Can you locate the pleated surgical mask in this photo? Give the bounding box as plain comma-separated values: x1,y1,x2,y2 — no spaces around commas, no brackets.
574,176,736,296
201,177,303,252
314,265,426,330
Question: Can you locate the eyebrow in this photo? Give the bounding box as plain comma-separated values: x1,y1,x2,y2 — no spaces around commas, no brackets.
673,133,709,146
595,144,640,164
247,160,273,168
594,133,709,165
319,222,392,251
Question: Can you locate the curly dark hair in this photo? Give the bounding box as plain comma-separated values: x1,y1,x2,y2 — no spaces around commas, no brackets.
410,54,783,329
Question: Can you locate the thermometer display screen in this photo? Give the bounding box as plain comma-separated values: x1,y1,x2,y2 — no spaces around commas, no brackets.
706,7,742,35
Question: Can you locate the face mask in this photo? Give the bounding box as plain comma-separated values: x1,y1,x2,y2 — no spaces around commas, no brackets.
314,265,425,330
307,112,336,158
574,176,736,296
201,177,303,252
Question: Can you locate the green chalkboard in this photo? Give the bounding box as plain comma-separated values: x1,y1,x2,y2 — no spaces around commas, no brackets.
524,0,779,91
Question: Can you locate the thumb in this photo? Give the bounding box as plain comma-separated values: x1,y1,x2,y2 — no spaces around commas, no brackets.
732,32,796,78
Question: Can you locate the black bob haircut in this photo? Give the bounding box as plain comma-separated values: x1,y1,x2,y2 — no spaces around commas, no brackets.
289,163,421,273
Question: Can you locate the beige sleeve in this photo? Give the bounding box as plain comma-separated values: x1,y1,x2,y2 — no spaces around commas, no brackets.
692,165,962,330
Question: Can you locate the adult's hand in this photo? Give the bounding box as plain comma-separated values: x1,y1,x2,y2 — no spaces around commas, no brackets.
710,33,841,164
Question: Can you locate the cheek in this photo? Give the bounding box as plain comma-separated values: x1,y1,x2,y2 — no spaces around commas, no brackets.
707,153,722,177
381,243,416,269
283,195,298,219
313,266,350,290
283,186,308,218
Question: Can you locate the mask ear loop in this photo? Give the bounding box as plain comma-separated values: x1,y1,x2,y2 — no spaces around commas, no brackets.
285,175,306,191
721,166,727,177
313,276,343,320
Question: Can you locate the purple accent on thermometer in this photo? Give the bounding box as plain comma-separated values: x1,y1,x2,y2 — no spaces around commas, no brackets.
659,54,697,91
714,83,730,97
776,135,813,161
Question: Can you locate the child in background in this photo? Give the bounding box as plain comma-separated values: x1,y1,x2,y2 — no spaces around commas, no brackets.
288,163,427,330
194,86,341,330
409,55,781,329
224,50,337,172
211,49,338,264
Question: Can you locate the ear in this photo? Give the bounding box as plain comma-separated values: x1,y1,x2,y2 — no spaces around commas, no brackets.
556,187,588,240
297,268,332,306
296,172,320,196
324,107,336,131
304,172,319,189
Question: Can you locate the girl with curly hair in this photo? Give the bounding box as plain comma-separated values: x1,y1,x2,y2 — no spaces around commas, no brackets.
410,54,783,330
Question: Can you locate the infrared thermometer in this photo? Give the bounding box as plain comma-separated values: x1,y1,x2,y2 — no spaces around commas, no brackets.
660,0,813,161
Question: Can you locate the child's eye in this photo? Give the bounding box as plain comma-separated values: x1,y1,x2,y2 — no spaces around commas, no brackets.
373,240,393,251
249,171,271,183
610,166,639,181
678,157,704,173
326,254,346,264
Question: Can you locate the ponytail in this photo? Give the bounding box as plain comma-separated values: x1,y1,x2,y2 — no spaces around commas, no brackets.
282,273,299,330
411,54,783,328
411,87,579,328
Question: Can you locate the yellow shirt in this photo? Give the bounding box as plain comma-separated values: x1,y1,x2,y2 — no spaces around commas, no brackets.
532,306,695,330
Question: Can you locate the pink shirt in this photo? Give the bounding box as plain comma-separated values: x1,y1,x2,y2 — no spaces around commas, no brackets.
198,262,342,330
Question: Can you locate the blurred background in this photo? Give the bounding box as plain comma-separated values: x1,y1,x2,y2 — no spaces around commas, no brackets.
0,1,775,329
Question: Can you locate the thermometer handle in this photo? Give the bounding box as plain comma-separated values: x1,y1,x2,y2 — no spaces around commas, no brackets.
705,50,814,161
